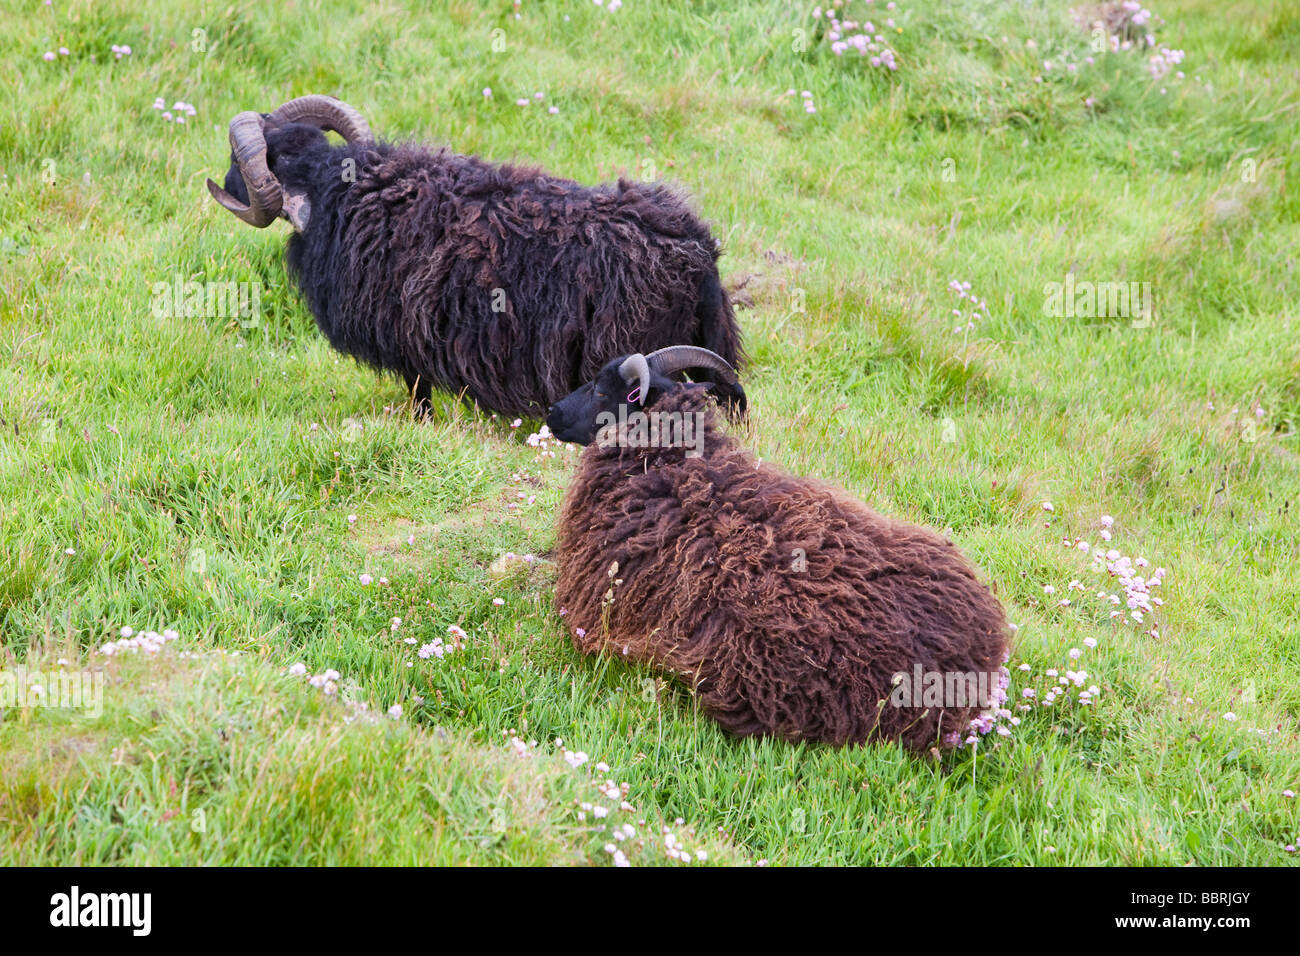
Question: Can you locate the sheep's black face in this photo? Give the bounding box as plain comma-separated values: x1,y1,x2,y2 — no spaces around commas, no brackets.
546,356,677,446
221,123,332,208
222,154,251,206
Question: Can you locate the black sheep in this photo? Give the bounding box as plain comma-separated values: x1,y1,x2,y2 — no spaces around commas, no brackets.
208,95,744,418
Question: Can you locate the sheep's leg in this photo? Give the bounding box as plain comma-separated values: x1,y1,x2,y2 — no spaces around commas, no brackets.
692,273,746,418
406,373,433,419
696,370,748,419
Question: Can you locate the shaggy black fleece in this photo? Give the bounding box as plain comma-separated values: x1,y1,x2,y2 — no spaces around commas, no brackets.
554,386,1010,751
224,124,743,417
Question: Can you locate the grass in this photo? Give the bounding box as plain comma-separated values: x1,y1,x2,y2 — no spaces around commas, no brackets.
1,0,1298,865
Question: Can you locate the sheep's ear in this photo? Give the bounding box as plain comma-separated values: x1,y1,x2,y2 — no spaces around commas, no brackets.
617,354,651,406
281,190,311,232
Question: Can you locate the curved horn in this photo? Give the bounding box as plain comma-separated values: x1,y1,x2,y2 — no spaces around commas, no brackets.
266,95,374,144
617,353,652,406
645,346,739,384
205,111,283,227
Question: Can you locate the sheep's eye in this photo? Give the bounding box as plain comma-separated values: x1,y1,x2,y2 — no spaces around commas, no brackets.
595,391,606,400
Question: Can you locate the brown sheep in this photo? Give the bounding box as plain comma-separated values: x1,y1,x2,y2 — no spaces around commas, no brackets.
549,347,1010,751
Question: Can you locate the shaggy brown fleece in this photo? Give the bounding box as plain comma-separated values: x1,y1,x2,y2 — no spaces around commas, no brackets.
555,387,1009,751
